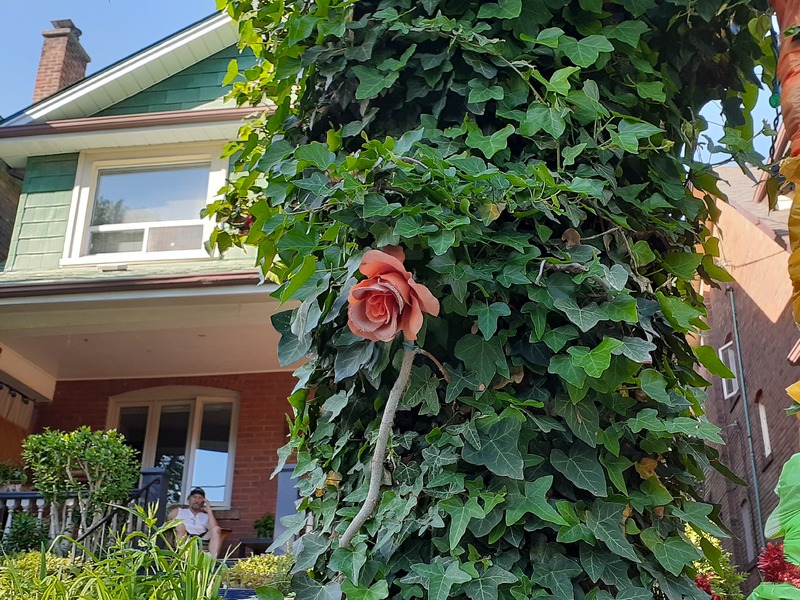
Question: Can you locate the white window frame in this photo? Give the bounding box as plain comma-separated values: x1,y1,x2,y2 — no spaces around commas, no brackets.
756,399,772,458
107,386,239,509
62,143,228,266
718,341,740,399
741,501,756,563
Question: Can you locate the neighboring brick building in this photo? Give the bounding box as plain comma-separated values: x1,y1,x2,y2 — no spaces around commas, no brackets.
0,15,294,553
701,165,800,591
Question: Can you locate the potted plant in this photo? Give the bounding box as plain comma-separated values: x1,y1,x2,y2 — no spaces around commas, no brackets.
253,512,275,540
0,461,27,492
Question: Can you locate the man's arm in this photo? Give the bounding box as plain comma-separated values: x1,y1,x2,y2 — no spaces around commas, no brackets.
204,502,220,530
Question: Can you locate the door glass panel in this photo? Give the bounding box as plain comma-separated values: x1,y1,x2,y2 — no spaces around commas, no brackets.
154,404,191,505
191,403,232,504
117,406,148,462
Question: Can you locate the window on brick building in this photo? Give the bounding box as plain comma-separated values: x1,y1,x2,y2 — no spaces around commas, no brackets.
718,340,740,399
62,144,227,265
755,391,772,458
741,500,756,563
108,386,238,508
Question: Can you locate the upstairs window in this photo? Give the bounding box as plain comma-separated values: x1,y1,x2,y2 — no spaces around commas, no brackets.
718,340,740,400
63,144,227,265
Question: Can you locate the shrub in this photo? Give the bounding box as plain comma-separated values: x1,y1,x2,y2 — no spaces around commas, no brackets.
0,551,77,598
226,552,293,594
687,527,746,600
253,512,275,538
0,462,27,487
2,512,48,554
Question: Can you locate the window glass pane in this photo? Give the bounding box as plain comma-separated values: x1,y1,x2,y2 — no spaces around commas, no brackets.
118,406,148,461
91,164,210,226
191,403,233,504
154,404,192,505
89,230,144,254
146,224,204,252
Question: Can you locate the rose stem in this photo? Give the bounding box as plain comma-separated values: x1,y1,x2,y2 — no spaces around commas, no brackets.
338,346,416,548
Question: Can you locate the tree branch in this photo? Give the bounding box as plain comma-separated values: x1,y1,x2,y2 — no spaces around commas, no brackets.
338,347,416,548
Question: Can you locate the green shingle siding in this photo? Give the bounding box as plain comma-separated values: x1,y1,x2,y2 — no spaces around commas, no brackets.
96,46,257,116
5,154,78,271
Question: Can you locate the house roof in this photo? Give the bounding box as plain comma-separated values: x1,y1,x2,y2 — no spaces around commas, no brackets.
0,12,237,128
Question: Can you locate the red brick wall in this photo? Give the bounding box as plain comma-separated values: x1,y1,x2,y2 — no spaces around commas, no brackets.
0,164,22,264
0,417,29,462
33,26,89,103
35,372,295,552
702,201,800,591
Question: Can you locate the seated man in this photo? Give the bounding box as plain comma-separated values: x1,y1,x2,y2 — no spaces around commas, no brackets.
169,487,222,558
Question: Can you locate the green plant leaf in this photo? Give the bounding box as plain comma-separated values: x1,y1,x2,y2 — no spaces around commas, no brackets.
462,417,524,479
640,528,700,576
462,566,516,600
454,334,509,386
556,396,599,448
439,496,487,550
553,297,605,332
522,103,566,138
560,35,614,68
295,142,336,169
505,476,568,526
548,354,587,389
693,345,735,378
477,0,522,19
568,338,624,378
292,533,329,572
468,302,511,340
604,21,649,47
341,579,389,600
321,390,350,419
295,573,342,600
410,559,472,600
551,445,607,497
255,587,285,600
330,543,368,584
352,66,399,100
465,124,515,159
586,502,639,562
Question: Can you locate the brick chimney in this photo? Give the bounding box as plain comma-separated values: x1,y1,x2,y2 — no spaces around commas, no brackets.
32,20,91,103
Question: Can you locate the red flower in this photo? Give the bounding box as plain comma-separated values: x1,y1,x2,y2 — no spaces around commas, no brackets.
347,247,439,342
694,574,721,600
759,542,800,588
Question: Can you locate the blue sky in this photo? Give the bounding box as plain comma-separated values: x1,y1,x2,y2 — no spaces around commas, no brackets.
0,0,215,119
0,2,778,160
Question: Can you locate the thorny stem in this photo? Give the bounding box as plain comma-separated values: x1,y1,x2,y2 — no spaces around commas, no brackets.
338,347,416,548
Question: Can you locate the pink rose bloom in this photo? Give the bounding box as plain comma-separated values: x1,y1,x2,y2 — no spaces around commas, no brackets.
348,247,439,342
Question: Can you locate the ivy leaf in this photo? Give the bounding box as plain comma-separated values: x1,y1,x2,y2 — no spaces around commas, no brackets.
604,21,649,47
555,396,599,448
693,345,735,378
553,297,605,332
334,342,374,382
617,588,653,600
630,240,656,265
505,476,568,526
454,334,509,387
294,573,342,600
330,543,368,584
292,533,329,572
352,66,399,99
439,496,487,550
599,454,633,494
532,552,582,598
637,369,671,405
522,103,566,138
341,579,388,600
462,417,524,479
465,124,515,159
255,587,284,600
410,559,472,600
468,79,505,104
468,302,511,340
622,0,656,17
403,365,440,416
548,354,587,389
295,142,336,169
363,193,401,218
445,365,481,402
656,292,706,332
560,35,614,68
612,337,656,364
477,0,522,19
640,528,700,576
551,445,607,497
463,566,516,600
667,417,724,444
671,503,729,539
601,295,638,323
542,325,578,352
580,544,607,583
636,81,666,102
585,502,640,562
568,338,624,378
321,390,350,419
663,252,702,279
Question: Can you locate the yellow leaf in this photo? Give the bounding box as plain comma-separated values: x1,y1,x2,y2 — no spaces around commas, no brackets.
786,380,800,404
781,155,800,184
635,457,659,480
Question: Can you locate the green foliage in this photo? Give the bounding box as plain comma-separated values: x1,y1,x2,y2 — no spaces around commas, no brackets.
2,512,48,554
0,462,27,487
254,512,277,538
686,527,746,600
0,505,226,599
22,427,139,539
226,552,293,593
210,0,772,599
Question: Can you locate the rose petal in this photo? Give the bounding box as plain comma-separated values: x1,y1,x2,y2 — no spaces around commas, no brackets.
410,281,440,317
381,246,406,263
379,271,412,304
359,250,410,279
400,299,424,341
348,301,383,333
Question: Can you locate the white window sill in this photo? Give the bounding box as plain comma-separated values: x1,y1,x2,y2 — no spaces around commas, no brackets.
60,251,216,268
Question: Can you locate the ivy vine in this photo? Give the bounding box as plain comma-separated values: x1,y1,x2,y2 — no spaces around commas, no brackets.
209,1,773,599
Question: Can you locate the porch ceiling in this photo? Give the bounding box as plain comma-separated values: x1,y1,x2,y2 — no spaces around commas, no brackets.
0,284,292,387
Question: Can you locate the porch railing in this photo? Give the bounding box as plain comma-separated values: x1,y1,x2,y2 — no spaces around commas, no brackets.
0,467,169,557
